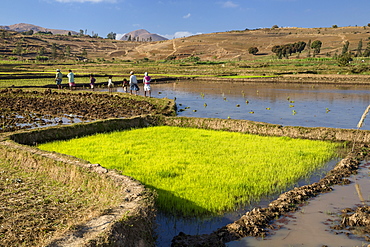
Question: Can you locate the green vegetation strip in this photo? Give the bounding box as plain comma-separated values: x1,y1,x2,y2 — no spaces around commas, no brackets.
38,126,340,216
0,144,123,246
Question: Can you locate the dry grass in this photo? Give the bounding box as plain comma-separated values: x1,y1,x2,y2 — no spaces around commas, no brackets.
1,26,370,62
0,143,123,247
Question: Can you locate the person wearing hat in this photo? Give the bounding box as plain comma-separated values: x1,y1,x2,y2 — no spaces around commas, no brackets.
55,69,63,89
129,71,139,95
143,72,151,97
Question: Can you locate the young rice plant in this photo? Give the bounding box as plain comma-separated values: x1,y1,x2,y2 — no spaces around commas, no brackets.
38,126,340,216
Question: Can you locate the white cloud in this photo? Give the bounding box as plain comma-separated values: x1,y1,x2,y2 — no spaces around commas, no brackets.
222,1,238,8
183,13,191,19
162,31,202,40
55,0,117,3
116,33,125,40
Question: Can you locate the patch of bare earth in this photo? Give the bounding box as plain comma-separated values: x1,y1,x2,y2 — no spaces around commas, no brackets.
0,88,173,133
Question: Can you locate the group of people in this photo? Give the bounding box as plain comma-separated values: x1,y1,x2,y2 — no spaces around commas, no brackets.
125,71,152,97
55,69,75,90
55,69,152,97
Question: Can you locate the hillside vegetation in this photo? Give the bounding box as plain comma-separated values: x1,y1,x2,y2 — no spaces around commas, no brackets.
1,26,370,62
1,26,370,85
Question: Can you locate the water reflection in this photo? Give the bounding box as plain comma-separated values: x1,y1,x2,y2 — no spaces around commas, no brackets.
105,80,370,246
114,81,370,130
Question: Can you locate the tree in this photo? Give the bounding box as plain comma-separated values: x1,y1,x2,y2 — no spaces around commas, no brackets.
65,45,71,57
81,48,87,57
342,41,349,55
356,39,363,57
294,41,306,53
12,42,23,56
79,29,84,36
51,43,58,59
248,46,259,55
363,42,370,57
337,53,352,66
107,32,116,40
311,40,322,56
38,46,46,56
272,45,283,59
22,30,34,35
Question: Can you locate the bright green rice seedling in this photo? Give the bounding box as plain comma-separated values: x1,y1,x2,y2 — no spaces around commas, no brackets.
38,126,340,216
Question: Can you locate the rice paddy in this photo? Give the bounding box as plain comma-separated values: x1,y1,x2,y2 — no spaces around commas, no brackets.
38,126,340,216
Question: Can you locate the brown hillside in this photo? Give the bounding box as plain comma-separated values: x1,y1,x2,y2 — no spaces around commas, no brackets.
1,26,369,61
0,23,79,35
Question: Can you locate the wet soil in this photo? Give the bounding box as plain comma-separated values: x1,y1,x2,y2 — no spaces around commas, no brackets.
3,81,370,246
0,88,172,133
171,145,370,246
229,161,370,247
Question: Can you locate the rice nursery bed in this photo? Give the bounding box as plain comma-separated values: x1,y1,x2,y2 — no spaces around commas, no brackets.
37,126,341,217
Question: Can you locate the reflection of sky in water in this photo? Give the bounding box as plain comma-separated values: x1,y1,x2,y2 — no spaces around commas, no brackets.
111,81,370,246
145,81,370,130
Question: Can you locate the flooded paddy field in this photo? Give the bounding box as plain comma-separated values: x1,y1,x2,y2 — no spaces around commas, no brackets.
103,80,370,246
109,80,370,130
3,80,370,246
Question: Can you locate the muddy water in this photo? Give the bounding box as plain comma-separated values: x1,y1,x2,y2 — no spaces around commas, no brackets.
227,161,370,247
155,159,341,246
106,81,370,246
112,80,370,130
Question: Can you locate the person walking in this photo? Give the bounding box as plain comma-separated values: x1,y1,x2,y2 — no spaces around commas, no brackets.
55,69,63,89
143,72,151,97
90,74,96,90
108,75,114,93
122,78,129,92
129,71,139,95
67,69,76,90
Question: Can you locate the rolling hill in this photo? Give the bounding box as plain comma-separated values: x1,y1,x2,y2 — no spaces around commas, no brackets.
120,29,167,42
0,23,79,35
0,25,369,61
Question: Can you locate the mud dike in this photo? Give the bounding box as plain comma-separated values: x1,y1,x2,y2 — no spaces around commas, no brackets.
3,104,370,246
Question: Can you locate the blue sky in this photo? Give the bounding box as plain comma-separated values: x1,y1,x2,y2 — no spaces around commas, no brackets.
1,0,369,39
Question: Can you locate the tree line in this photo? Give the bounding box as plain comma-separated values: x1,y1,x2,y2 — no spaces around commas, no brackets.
248,38,370,65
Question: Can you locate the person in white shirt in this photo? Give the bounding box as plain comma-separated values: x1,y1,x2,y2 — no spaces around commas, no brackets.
108,75,114,93
67,69,75,90
129,71,139,95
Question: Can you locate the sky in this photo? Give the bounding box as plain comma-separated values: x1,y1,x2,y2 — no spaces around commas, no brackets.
1,0,369,40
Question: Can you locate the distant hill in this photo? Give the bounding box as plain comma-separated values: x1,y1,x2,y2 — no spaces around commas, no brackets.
0,25,369,62
0,23,79,35
120,29,167,42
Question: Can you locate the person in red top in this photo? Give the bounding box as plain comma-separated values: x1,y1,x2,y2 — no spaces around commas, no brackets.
143,72,151,97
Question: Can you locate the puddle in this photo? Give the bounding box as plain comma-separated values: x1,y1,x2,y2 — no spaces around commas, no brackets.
227,161,370,247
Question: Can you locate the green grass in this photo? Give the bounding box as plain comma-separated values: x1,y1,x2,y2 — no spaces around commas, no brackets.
0,78,57,87
38,126,340,216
